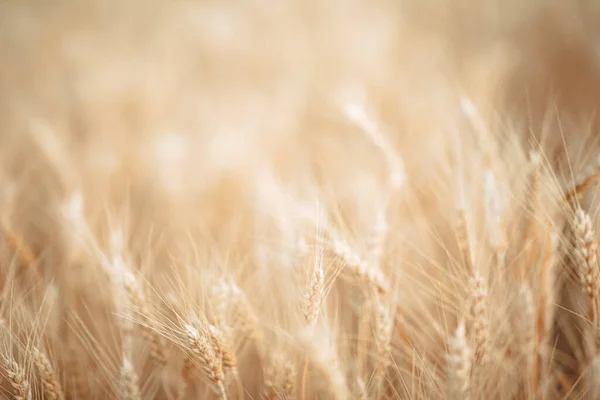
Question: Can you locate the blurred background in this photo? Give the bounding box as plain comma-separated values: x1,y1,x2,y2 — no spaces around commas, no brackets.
1,0,600,233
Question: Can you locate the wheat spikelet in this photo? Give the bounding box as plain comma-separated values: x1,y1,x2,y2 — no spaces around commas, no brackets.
281,357,296,399
208,325,237,370
208,324,243,400
446,322,471,400
573,209,599,311
263,358,278,399
32,347,64,400
3,357,32,400
263,352,296,399
119,357,142,400
330,239,388,294
302,251,325,326
467,269,489,364
183,323,227,400
372,297,393,396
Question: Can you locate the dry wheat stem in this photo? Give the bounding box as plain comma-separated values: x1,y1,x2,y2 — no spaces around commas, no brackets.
520,152,542,278
532,230,557,399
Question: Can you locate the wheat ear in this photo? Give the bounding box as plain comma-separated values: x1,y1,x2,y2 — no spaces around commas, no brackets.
467,269,489,365
372,298,393,398
302,251,325,326
573,209,599,323
183,323,227,400
119,357,142,400
263,353,296,400
3,356,32,400
300,243,326,400
208,324,243,400
446,322,471,400
32,347,64,400
330,239,388,294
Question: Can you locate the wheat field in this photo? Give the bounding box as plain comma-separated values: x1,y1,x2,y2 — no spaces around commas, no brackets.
1,0,600,399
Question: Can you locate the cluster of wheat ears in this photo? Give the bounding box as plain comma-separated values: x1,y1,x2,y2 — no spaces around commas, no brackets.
4,1,600,399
